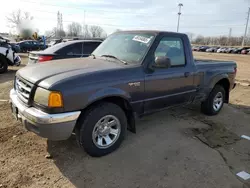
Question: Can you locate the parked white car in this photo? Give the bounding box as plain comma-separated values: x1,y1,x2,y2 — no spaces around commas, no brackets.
217,48,226,53
0,37,21,73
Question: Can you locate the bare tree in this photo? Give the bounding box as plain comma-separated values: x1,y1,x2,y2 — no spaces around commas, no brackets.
89,25,105,38
6,9,33,29
82,25,91,38
186,32,194,43
45,27,66,38
57,30,66,37
67,22,82,37
193,35,204,44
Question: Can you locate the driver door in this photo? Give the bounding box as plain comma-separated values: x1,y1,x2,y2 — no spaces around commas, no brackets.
144,36,195,112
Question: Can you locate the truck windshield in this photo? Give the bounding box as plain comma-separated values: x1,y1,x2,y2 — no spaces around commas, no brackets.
92,33,155,64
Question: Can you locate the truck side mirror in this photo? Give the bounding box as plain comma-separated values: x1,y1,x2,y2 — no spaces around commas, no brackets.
153,56,171,69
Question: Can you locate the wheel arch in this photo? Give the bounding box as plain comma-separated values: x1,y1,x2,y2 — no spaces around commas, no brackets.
76,95,136,133
207,74,230,103
214,78,230,103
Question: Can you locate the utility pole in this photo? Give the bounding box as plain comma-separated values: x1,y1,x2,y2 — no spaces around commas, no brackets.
82,10,86,37
177,3,183,32
84,10,86,26
242,7,250,47
60,13,63,33
228,28,232,46
56,11,60,37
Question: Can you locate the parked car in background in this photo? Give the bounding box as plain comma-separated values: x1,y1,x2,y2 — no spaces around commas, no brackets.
241,48,250,54
192,46,200,51
28,40,102,64
223,47,229,53
225,47,236,53
47,39,63,47
217,47,227,53
0,38,21,73
231,48,241,54
18,40,46,52
233,47,250,54
9,42,20,53
206,47,219,52
245,49,250,54
198,46,210,52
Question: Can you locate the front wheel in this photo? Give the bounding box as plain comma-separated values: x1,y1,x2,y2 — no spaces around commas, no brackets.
201,85,225,115
76,102,127,157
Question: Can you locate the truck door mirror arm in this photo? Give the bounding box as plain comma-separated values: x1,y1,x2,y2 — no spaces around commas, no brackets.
152,56,171,69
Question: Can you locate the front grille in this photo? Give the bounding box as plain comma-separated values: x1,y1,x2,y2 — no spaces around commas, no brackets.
15,76,33,103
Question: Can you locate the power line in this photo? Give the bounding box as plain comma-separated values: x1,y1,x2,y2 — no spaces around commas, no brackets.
19,8,244,24
33,15,245,28
21,0,246,17
21,0,159,15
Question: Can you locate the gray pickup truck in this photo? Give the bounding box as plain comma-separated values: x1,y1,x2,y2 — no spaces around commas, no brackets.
10,30,237,156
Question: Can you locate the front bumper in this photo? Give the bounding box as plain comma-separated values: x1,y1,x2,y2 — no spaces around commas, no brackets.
9,89,81,140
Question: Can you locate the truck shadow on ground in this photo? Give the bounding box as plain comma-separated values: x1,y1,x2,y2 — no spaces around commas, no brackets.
46,107,188,187
228,103,250,114
46,103,250,188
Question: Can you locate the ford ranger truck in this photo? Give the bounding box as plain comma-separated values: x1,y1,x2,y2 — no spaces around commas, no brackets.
10,30,237,156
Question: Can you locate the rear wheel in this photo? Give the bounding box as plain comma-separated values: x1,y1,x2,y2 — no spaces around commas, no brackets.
201,85,225,115
0,56,8,74
76,102,127,157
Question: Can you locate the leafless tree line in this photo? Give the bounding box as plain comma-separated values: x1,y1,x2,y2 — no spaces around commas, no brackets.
186,32,250,46
67,23,107,38
45,22,107,39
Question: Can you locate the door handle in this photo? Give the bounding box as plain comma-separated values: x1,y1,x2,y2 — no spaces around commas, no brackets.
184,72,190,77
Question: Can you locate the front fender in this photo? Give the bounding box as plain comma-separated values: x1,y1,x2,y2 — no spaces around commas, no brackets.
85,87,132,108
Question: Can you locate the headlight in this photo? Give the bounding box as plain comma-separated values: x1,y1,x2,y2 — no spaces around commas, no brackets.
34,87,63,108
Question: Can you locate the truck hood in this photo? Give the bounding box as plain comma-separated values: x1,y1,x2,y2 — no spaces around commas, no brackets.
17,57,124,87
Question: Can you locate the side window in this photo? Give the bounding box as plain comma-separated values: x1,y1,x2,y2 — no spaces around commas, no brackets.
154,37,185,67
57,43,82,55
82,42,101,54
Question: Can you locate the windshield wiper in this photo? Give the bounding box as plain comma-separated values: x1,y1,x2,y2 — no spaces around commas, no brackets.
101,54,127,65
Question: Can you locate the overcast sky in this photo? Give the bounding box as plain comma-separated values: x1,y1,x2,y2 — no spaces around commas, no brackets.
1,0,250,37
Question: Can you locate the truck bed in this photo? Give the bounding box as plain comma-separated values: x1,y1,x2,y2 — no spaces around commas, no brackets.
194,59,236,69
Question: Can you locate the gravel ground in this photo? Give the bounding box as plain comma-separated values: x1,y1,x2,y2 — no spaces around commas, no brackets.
0,53,250,188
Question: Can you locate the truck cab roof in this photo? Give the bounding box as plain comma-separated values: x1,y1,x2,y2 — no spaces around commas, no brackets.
115,30,187,37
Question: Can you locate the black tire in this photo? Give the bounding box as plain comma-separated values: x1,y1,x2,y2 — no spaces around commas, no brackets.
201,85,225,115
76,102,127,157
0,56,8,74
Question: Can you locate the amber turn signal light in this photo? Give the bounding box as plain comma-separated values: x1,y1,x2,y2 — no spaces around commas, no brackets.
48,92,63,108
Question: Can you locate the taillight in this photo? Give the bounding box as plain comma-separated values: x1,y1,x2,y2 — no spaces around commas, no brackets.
38,56,53,62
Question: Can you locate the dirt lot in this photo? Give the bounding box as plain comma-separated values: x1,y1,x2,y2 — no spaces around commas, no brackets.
0,53,250,188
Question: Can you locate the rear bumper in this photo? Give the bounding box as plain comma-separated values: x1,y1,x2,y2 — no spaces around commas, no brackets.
10,89,81,140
